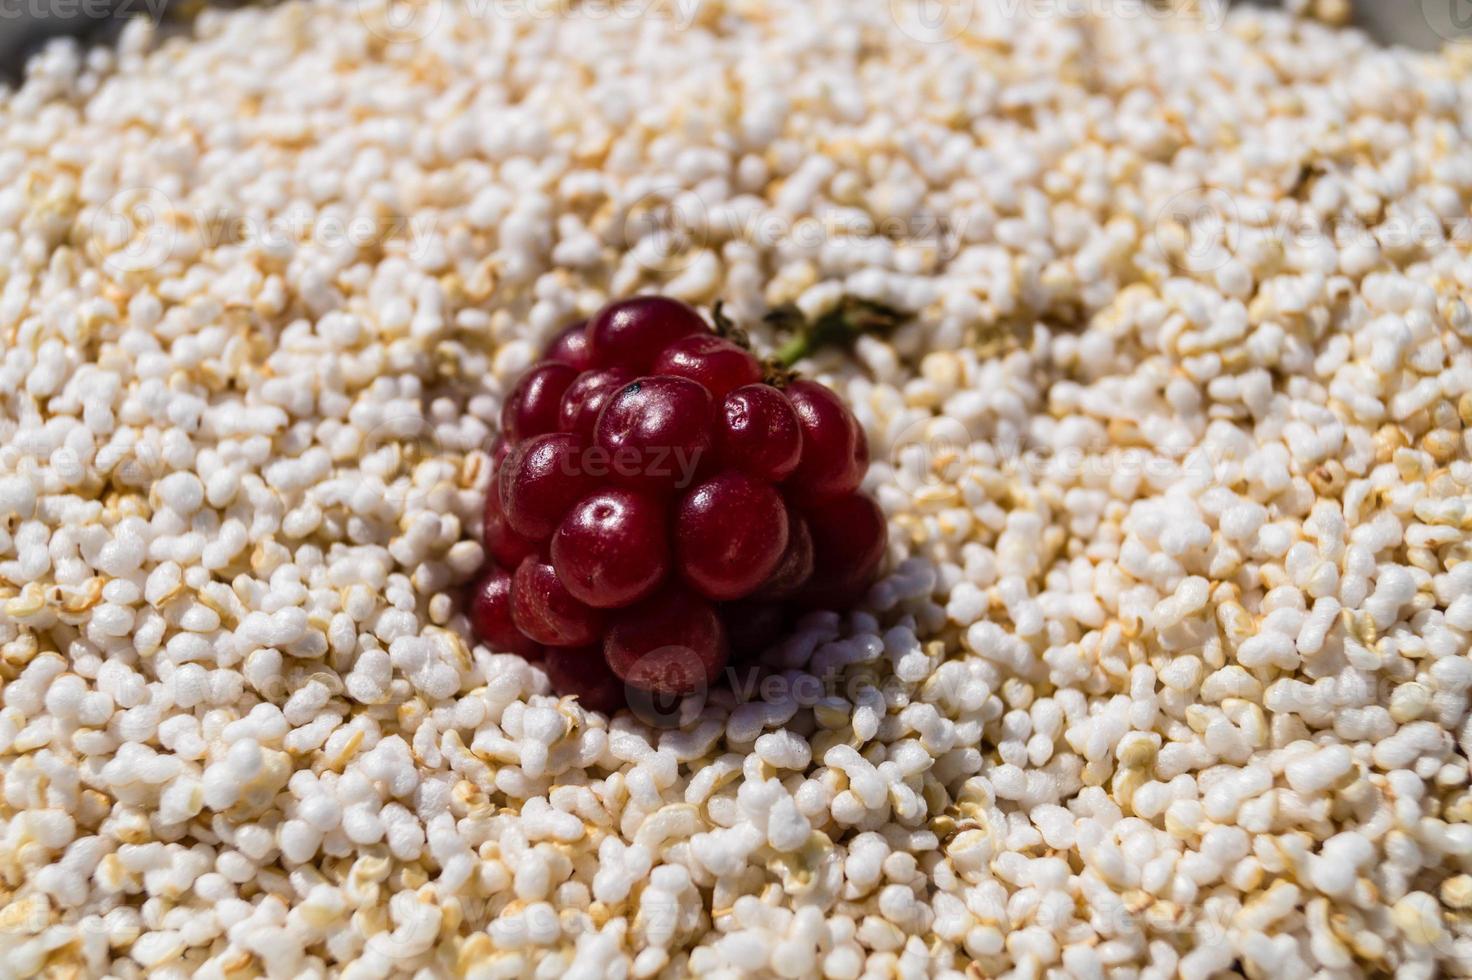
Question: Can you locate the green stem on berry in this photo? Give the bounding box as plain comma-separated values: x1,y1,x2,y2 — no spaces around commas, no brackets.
767,297,907,369
712,297,908,386
773,332,814,369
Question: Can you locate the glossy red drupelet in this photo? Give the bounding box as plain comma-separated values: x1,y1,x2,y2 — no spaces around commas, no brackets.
543,646,625,714
467,295,886,709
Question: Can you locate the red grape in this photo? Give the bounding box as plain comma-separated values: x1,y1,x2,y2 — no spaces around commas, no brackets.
490,436,511,474
544,646,625,713
594,376,713,492
755,504,813,599
483,489,539,570
544,320,593,371
715,384,803,482
498,433,597,540
467,566,542,659
801,492,887,608
501,362,578,444
674,471,788,600
652,335,762,400
559,367,635,439
511,556,605,647
721,600,789,659
587,296,708,371
551,488,671,608
605,586,728,696
784,379,868,503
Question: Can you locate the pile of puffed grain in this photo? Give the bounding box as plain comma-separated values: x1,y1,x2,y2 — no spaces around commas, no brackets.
2,0,1471,976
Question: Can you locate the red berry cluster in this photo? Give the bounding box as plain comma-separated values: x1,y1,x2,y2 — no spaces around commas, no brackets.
467,296,886,712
